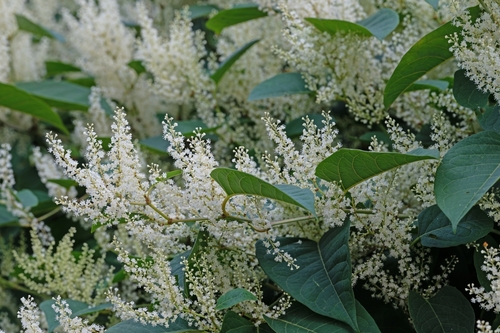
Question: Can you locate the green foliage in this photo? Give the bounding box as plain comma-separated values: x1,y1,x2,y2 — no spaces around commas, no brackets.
434,131,500,231
215,288,257,311
453,69,489,110
408,287,475,333
205,4,268,34
384,6,480,108
211,168,316,215
15,14,64,41
0,83,68,133
256,221,359,331
211,39,260,84
416,205,493,248
16,81,91,111
104,318,200,333
306,8,399,41
248,73,311,101
315,148,439,192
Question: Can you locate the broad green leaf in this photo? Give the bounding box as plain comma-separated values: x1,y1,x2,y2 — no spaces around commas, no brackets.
316,148,439,191
477,105,500,134
426,0,439,10
16,81,90,111
45,61,81,77
356,8,399,41
216,288,257,311
285,113,326,138
256,221,359,331
47,179,79,190
139,136,170,155
188,5,219,19
248,73,311,101
211,168,316,215
408,286,474,333
435,130,500,231
67,77,96,88
0,205,18,227
127,60,146,75
306,8,399,41
16,189,39,208
416,205,493,247
105,318,200,333
0,83,68,134
265,302,381,333
406,79,449,92
384,6,480,108
211,39,259,84
474,236,497,292
220,311,256,333
453,69,489,110
15,14,64,41
205,4,268,34
40,299,89,333
112,269,127,283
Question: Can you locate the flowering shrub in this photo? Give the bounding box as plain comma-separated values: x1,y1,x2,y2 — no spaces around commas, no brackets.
1,0,500,332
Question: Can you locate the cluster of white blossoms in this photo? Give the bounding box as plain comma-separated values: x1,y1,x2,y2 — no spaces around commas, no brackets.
450,0,500,102
467,244,500,313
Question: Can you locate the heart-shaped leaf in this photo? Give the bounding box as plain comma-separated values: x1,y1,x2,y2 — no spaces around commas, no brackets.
211,39,259,84
216,288,257,311
316,148,439,192
248,73,311,101
416,205,493,247
256,221,358,331
211,168,316,215
205,4,267,34
408,286,474,333
384,6,480,108
435,130,500,231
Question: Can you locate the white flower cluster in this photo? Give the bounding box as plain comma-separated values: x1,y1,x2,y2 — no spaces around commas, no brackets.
467,244,500,313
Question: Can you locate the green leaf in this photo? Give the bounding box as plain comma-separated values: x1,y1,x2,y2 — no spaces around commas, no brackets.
248,73,311,101
210,168,316,215
416,205,493,247
406,79,449,92
435,130,500,231
477,105,500,134
67,77,96,88
16,81,91,111
216,288,257,311
45,61,81,77
256,221,359,331
40,299,89,333
127,60,147,75
265,302,381,333
0,83,68,134
15,14,65,42
47,179,79,189
355,8,399,41
71,302,112,317
188,5,219,19
16,189,39,208
172,119,216,136
306,8,399,41
0,205,18,227
316,148,439,192
285,113,326,138
211,39,259,84
453,69,489,110
384,6,480,108
139,136,170,155
408,286,475,333
112,269,127,283
170,249,191,291
220,311,256,333
426,0,439,10
105,318,200,333
205,4,268,34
